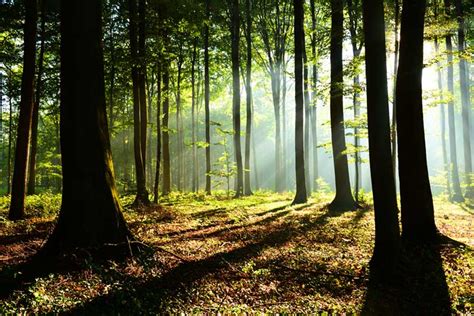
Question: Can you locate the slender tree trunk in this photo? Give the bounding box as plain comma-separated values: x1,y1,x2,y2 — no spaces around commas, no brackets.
153,62,162,203
231,0,243,197
162,62,171,195
7,91,13,195
176,54,183,191
204,0,212,194
40,0,135,255
362,0,401,279
138,0,147,187
27,0,46,196
293,0,308,205
435,37,451,196
9,0,37,220
392,0,400,183
455,0,473,198
310,0,318,191
397,0,437,242
328,0,357,211
272,73,283,192
244,0,253,196
251,100,260,190
444,0,464,202
282,60,287,190
303,39,311,194
191,40,198,193
129,0,149,205
347,0,363,203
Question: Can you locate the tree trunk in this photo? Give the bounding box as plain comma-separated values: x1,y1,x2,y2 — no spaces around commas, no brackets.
162,62,171,195
9,0,37,220
362,0,401,279
231,0,243,197
176,53,183,191
397,0,437,242
153,62,162,203
204,0,212,194
435,37,451,197
40,0,134,254
7,91,13,195
244,0,253,196
191,40,198,193
392,0,400,184
444,0,464,202
27,0,46,196
129,0,149,205
328,0,357,211
303,39,311,194
310,0,318,191
293,0,308,205
455,0,473,198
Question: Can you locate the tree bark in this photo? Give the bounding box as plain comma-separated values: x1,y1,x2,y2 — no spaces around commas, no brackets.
397,0,437,242
231,0,243,197
293,0,308,205
27,0,46,196
310,0,318,191
445,0,464,202
435,37,451,197
153,62,162,203
9,0,37,220
391,0,400,184
455,0,473,198
328,0,357,211
162,62,171,195
303,37,311,194
362,0,401,279
244,0,253,196
191,40,198,192
40,0,134,254
204,0,212,194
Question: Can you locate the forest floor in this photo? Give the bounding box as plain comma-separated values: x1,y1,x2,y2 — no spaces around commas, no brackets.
0,192,472,314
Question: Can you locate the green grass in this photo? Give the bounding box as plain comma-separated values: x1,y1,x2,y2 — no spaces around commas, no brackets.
0,192,472,314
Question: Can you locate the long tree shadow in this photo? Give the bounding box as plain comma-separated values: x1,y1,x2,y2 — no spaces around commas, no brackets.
61,205,336,314
362,241,455,315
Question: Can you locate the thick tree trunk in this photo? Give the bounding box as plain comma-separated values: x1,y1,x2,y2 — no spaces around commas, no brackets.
397,0,437,242
435,37,451,197
153,62,162,203
129,0,149,205
244,0,253,196
328,0,356,211
293,0,308,205
231,0,243,197
162,63,171,195
204,0,212,194
9,0,37,220
27,0,46,196
362,0,401,279
455,0,473,198
40,0,134,254
444,2,464,202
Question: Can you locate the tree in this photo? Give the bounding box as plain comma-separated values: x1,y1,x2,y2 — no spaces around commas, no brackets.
396,0,437,242
243,0,253,196
128,0,150,206
153,61,162,203
293,0,307,205
9,0,37,220
27,0,46,196
204,0,212,194
444,0,464,202
230,0,243,197
39,0,134,253
255,0,292,192
454,0,473,199
328,0,357,212
362,0,400,278
347,0,364,202
162,61,171,195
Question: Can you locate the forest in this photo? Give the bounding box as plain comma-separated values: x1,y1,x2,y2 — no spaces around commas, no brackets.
0,0,472,313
